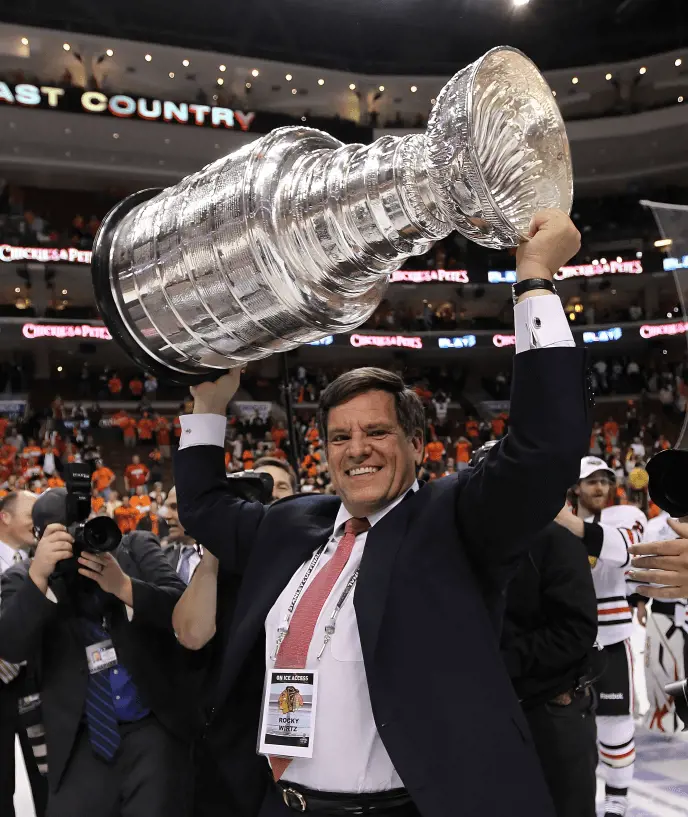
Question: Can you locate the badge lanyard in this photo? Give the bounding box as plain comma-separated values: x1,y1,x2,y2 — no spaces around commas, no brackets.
316,569,358,659
271,533,363,662
271,544,327,660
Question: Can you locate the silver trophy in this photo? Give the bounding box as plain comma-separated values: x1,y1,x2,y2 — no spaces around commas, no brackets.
92,46,572,382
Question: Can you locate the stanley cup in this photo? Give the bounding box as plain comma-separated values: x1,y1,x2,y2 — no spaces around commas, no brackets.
92,46,573,382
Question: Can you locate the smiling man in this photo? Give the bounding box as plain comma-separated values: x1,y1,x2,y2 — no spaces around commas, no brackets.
174,210,592,817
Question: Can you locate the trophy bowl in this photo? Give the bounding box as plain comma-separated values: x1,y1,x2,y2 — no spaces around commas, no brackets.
91,46,572,384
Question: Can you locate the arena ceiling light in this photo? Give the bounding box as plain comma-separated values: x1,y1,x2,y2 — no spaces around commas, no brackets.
217,77,224,85
606,72,613,80
285,73,292,81
291,88,297,94
379,85,385,92
63,43,71,51
21,37,28,46
169,71,175,78
251,69,260,77
219,64,226,72
571,76,579,84
318,78,325,85
410,85,417,92
676,58,683,67
639,66,647,74
106,49,114,57
145,54,152,62
655,238,673,248
349,83,356,90
512,0,530,6
182,59,190,66
679,96,685,103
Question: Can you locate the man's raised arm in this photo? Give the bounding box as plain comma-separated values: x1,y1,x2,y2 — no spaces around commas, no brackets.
174,370,265,573
457,211,592,571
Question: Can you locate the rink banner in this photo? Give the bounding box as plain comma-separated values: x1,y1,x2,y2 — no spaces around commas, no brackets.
0,81,371,142
0,244,92,264
232,401,273,422
22,322,112,340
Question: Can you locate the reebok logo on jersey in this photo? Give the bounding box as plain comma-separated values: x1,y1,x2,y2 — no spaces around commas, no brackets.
600,692,623,700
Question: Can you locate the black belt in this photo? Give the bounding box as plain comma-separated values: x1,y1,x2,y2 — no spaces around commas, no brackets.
276,782,412,814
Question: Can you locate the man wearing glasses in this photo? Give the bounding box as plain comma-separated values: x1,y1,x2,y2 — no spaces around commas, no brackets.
556,457,647,817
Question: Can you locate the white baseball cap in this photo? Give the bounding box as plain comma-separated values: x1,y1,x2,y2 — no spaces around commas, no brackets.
579,456,615,481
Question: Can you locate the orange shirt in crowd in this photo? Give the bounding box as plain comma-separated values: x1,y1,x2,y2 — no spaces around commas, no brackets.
130,494,151,513
272,427,287,449
225,451,232,470
0,489,8,499
149,449,162,463
491,417,505,437
108,376,122,395
302,452,321,478
47,475,65,489
0,417,9,440
305,427,320,445
22,445,42,460
129,378,143,397
114,506,139,534
122,418,137,440
92,466,115,492
92,496,105,514
242,449,255,470
603,420,619,440
156,418,171,446
465,420,479,439
173,417,182,438
124,463,150,488
425,441,445,463
648,501,661,520
455,440,472,464
0,443,17,464
137,417,155,440
272,447,288,462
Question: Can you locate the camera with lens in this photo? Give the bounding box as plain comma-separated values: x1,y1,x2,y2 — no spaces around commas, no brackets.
226,470,274,505
64,463,121,557
32,465,122,572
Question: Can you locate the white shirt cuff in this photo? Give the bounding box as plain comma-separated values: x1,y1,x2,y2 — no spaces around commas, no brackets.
178,414,227,450
514,294,575,355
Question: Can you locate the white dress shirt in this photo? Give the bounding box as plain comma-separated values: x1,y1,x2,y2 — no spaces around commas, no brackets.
178,292,574,792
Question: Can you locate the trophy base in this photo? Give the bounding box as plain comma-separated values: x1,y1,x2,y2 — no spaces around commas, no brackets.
92,190,228,386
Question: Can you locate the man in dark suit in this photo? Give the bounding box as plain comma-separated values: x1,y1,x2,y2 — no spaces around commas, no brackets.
0,491,48,817
0,489,201,817
174,211,591,817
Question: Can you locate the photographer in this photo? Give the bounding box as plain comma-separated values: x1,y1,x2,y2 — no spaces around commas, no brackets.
0,485,200,817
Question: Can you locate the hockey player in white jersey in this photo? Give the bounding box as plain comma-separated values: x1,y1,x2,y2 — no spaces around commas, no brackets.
556,456,647,817
637,510,687,734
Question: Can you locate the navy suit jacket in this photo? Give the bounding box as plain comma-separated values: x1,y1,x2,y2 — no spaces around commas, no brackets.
175,347,592,817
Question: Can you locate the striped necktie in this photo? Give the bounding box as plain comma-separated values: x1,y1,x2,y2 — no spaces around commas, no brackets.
81,619,121,762
271,516,370,781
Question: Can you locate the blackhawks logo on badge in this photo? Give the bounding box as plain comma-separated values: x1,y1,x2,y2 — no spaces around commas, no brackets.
588,555,598,569
278,685,304,715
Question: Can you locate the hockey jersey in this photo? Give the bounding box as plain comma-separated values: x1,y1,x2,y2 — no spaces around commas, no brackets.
645,511,687,631
581,504,647,646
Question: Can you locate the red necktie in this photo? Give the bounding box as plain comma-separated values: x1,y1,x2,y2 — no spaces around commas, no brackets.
271,516,370,781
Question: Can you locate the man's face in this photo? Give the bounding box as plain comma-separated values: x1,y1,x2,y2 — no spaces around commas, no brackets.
0,491,37,548
327,390,423,518
255,465,294,502
132,455,140,465
165,487,193,543
576,470,613,514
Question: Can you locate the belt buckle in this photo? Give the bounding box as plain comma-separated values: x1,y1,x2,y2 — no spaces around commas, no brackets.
282,787,307,812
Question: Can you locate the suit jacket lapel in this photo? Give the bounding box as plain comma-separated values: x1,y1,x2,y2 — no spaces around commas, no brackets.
215,509,338,704
355,487,419,663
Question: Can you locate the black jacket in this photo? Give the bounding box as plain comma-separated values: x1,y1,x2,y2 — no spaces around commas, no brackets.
175,347,592,817
0,531,203,792
501,522,598,709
